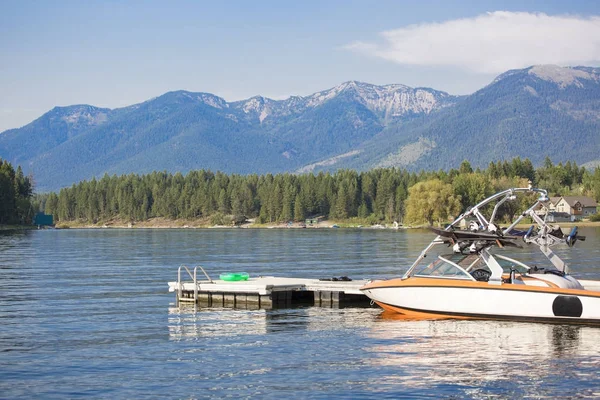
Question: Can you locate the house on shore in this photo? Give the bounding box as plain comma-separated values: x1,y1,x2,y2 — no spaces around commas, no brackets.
536,196,598,221
305,216,325,227
555,196,598,218
33,212,54,228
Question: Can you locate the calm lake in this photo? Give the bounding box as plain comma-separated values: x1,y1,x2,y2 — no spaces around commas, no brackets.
1,227,599,399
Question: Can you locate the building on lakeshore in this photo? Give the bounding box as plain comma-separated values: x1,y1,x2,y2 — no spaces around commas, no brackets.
33,213,54,227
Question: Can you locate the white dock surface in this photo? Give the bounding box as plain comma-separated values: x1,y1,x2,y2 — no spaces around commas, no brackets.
168,276,369,296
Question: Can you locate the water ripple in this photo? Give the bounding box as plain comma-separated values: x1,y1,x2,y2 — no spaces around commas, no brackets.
0,227,599,398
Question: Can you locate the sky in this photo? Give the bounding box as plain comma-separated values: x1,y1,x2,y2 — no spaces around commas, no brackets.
1,0,599,132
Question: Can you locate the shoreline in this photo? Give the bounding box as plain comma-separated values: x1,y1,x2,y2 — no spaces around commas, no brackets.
7,219,599,231
52,219,401,230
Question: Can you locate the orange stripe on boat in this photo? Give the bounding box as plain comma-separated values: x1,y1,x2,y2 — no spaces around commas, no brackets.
376,303,476,320
362,277,600,297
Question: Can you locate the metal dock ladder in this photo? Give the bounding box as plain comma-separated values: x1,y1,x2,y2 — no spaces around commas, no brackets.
176,265,213,304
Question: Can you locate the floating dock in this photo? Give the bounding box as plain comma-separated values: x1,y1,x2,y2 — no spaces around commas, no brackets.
168,266,372,309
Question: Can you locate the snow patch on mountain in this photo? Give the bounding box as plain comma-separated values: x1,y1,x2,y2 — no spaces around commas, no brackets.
259,109,268,123
58,106,109,126
242,97,265,113
529,65,599,89
197,94,228,109
179,92,228,109
523,86,539,97
181,82,454,125
236,96,275,123
305,82,351,107
303,81,454,120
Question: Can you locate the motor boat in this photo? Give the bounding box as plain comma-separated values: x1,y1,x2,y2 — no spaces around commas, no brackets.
361,185,600,324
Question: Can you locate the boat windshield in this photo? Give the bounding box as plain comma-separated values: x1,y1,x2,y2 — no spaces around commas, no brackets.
493,254,530,274
414,254,475,280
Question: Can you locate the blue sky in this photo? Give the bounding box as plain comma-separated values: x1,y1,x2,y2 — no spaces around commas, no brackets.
1,0,599,132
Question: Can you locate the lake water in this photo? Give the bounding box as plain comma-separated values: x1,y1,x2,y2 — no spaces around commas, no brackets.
1,227,599,399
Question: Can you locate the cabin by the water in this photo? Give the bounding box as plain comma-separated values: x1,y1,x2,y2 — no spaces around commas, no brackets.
33,213,54,228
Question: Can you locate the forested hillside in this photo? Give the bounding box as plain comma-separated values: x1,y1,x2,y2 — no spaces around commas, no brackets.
0,82,453,191
331,65,600,172
37,158,600,226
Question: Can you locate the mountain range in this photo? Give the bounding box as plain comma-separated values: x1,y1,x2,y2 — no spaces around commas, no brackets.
1,65,599,192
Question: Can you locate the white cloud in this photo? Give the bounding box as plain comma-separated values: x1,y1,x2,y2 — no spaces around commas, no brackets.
344,11,600,74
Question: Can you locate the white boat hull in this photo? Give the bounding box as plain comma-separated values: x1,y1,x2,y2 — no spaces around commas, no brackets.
362,278,600,324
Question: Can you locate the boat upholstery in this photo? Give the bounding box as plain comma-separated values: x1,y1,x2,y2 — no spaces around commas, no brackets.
528,273,584,289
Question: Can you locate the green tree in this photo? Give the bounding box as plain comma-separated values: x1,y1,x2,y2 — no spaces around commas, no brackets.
45,192,59,217
218,188,229,214
404,179,462,226
394,184,407,223
357,202,369,218
491,176,532,222
583,167,600,202
0,162,16,224
293,194,305,221
453,173,493,211
280,183,295,222
459,160,473,174
333,184,349,219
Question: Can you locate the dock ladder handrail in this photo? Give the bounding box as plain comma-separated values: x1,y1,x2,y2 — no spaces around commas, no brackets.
177,264,214,303
195,265,213,283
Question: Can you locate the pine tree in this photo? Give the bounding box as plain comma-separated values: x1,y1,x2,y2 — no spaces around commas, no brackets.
218,188,229,214
333,184,348,219
280,184,295,222
0,162,16,224
293,194,305,222
459,160,473,174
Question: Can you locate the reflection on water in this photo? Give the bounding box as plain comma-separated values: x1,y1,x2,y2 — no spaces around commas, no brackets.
1,228,599,398
169,307,270,338
169,306,384,339
167,305,600,398
365,316,600,398
168,306,384,341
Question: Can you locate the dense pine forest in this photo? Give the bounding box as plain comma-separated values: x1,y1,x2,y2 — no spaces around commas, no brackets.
0,159,34,225
29,157,600,227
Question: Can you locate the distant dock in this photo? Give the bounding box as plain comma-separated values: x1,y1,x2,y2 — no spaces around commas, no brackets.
168,266,372,309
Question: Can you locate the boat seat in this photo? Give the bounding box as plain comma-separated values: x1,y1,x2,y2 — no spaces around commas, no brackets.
528,273,584,289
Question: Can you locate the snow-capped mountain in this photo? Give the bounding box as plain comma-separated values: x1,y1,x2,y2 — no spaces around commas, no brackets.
304,81,456,119
1,65,599,191
229,81,456,124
